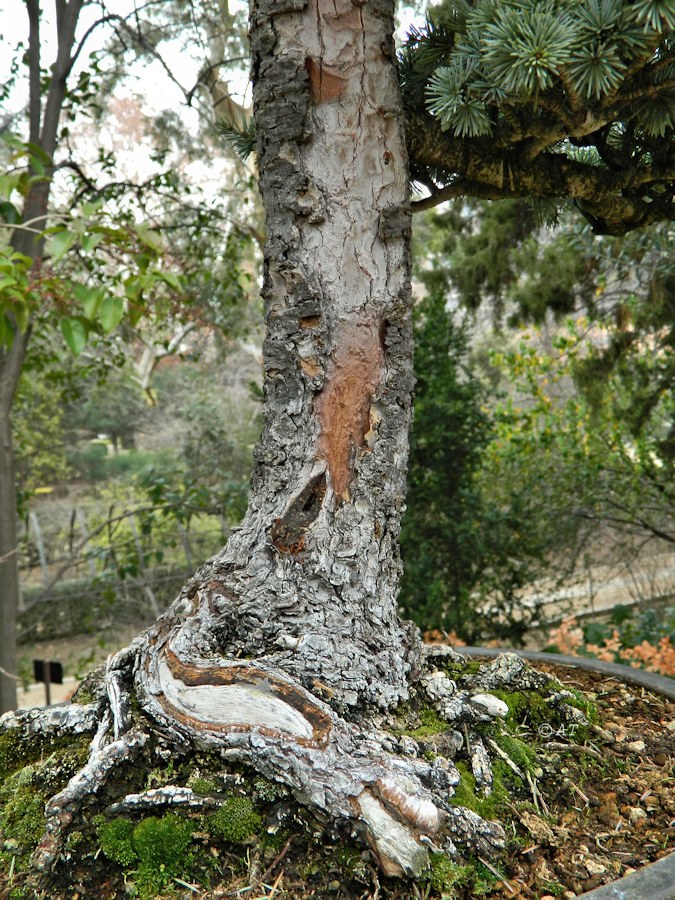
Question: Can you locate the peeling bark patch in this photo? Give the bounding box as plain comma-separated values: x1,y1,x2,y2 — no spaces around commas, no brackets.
157,651,332,747
354,790,429,877
374,776,442,833
317,323,383,497
300,356,321,377
299,315,321,329
270,471,327,553
305,57,348,104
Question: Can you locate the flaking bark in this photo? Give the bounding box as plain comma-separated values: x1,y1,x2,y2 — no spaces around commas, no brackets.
136,0,422,712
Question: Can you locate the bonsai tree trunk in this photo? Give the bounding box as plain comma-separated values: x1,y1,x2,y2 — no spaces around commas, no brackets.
140,0,422,711
3,0,506,883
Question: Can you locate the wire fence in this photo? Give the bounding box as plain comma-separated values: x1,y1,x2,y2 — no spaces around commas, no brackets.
17,505,228,641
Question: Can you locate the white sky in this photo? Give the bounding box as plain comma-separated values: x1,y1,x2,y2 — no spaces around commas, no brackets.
0,1,251,125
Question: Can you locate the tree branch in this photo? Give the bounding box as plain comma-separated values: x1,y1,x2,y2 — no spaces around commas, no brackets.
406,113,675,233
25,0,41,147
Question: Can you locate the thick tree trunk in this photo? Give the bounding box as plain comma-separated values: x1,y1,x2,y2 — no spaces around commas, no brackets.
137,0,421,712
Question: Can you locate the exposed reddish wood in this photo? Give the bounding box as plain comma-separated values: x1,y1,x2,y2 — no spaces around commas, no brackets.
305,57,348,104
317,321,383,498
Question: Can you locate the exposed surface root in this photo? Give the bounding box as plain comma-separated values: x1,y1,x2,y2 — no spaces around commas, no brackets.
31,726,148,872
1,646,531,886
0,702,99,737
109,786,224,813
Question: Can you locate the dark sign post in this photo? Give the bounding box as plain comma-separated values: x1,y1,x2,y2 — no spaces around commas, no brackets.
33,660,63,706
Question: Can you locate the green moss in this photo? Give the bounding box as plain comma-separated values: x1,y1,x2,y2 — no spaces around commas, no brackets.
65,830,84,850
132,814,194,898
96,812,197,898
145,759,175,789
0,767,46,852
333,845,368,879
97,816,137,866
0,731,26,782
452,760,510,819
491,730,537,771
6,886,37,900
262,828,291,853
564,689,598,724
491,688,554,729
543,880,567,897
208,796,262,843
188,776,219,796
400,706,449,738
429,854,472,895
472,858,506,895
253,776,283,803
442,660,483,680
0,730,90,788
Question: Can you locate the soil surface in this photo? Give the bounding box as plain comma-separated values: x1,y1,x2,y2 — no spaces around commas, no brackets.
1,656,673,899
484,660,675,899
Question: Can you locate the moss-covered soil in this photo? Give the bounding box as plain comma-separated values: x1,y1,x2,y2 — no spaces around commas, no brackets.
0,659,673,899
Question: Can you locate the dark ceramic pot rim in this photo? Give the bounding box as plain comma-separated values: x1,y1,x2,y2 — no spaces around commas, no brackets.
426,645,675,899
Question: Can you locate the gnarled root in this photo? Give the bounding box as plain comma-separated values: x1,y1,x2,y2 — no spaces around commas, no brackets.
2,641,513,883
133,634,506,877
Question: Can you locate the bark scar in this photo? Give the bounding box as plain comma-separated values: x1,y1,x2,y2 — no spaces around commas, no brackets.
305,56,348,103
159,650,333,748
270,471,327,553
317,321,383,498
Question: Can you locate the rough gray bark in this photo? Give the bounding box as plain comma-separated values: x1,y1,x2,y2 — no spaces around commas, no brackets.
120,0,506,877
138,0,421,711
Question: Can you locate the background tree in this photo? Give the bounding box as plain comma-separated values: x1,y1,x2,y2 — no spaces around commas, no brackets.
399,290,561,645
427,195,673,551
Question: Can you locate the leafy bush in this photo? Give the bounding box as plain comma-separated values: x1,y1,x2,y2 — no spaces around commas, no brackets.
546,606,675,676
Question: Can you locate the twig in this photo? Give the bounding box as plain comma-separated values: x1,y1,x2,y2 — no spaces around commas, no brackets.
526,770,549,816
486,737,525,779
252,870,284,899
478,856,516,894
564,778,589,805
260,836,293,884
544,741,604,761
0,664,21,681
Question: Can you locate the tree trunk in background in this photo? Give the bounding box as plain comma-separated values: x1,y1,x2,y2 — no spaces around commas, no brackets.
0,0,84,714
136,0,422,713
0,335,27,714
